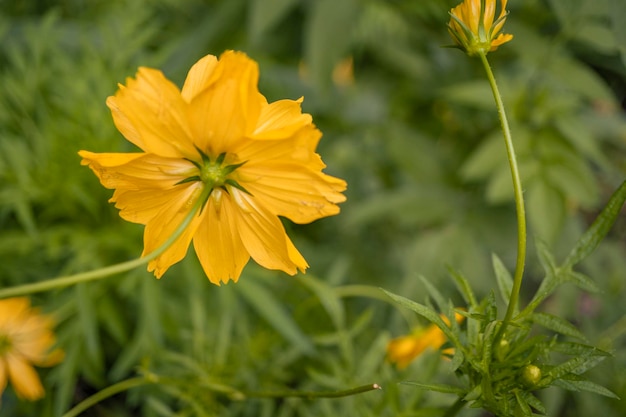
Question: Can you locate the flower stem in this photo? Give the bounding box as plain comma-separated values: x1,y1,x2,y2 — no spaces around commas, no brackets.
61,375,379,417
0,187,210,299
62,377,152,417
243,383,382,399
443,397,467,417
477,51,526,338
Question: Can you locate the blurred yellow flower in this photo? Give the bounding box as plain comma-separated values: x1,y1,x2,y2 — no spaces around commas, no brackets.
79,51,346,284
0,298,63,402
387,312,464,369
448,0,513,55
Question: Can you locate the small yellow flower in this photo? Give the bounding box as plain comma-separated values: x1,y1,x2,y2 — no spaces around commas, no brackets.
387,312,464,369
448,0,513,56
79,51,347,284
0,298,63,402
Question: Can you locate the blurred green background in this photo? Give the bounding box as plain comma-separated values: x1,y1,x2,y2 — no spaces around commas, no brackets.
1,0,626,415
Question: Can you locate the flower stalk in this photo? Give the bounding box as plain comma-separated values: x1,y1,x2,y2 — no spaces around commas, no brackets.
61,374,380,417
0,186,212,299
477,51,526,339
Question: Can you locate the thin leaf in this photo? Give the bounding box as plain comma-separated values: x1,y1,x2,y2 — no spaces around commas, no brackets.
448,266,478,308
531,312,588,341
238,279,315,355
492,253,513,306
551,342,611,357
418,274,447,314
400,381,465,395
514,390,533,417
449,348,465,372
249,0,298,39
536,239,558,276
518,390,546,414
547,354,607,380
564,270,601,293
298,274,345,329
563,180,626,269
381,289,462,350
552,379,620,399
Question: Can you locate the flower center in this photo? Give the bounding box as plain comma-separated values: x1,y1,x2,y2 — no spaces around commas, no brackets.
201,160,229,187
179,150,250,197
0,333,12,355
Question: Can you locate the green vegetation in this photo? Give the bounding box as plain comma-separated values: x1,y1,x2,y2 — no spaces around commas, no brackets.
1,0,625,416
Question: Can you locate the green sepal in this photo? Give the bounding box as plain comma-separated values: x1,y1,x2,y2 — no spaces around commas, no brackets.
175,176,201,186
222,161,247,176
224,179,253,196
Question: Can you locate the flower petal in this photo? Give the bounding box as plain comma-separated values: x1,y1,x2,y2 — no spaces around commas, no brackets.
230,189,308,275
81,152,196,190
236,127,346,223
245,167,346,224
181,54,220,103
107,67,198,160
0,359,8,397
251,98,313,140
193,189,250,284
186,51,264,155
0,298,30,328
144,183,206,278
7,354,44,400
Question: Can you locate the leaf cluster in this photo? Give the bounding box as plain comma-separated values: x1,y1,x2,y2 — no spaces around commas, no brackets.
384,181,626,416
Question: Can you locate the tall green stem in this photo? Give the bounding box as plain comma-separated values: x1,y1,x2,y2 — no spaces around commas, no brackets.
244,383,381,399
62,377,152,417
61,374,380,417
478,52,526,338
0,187,211,299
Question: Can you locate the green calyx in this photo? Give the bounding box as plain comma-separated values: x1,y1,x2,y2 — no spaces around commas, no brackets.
178,149,251,196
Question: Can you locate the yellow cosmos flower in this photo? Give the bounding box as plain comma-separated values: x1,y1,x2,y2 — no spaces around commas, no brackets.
387,312,464,369
79,51,346,285
448,0,513,55
0,298,63,402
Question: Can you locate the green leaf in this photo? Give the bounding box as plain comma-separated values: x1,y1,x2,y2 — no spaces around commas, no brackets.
492,253,513,306
449,348,465,373
460,131,504,181
552,379,620,399
381,289,462,350
249,0,298,39
514,390,533,417
418,274,447,314
238,278,315,355
518,390,546,414
480,321,498,369
304,0,359,89
298,274,345,330
551,342,611,357
527,179,565,244
547,354,608,380
400,381,466,395
563,270,601,293
563,180,626,269
609,0,626,68
531,312,588,341
440,80,494,110
553,115,609,169
448,266,478,308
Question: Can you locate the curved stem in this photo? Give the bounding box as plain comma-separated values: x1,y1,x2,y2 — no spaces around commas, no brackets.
62,376,379,417
243,383,382,400
0,187,210,299
478,52,526,339
443,397,467,417
62,377,153,417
